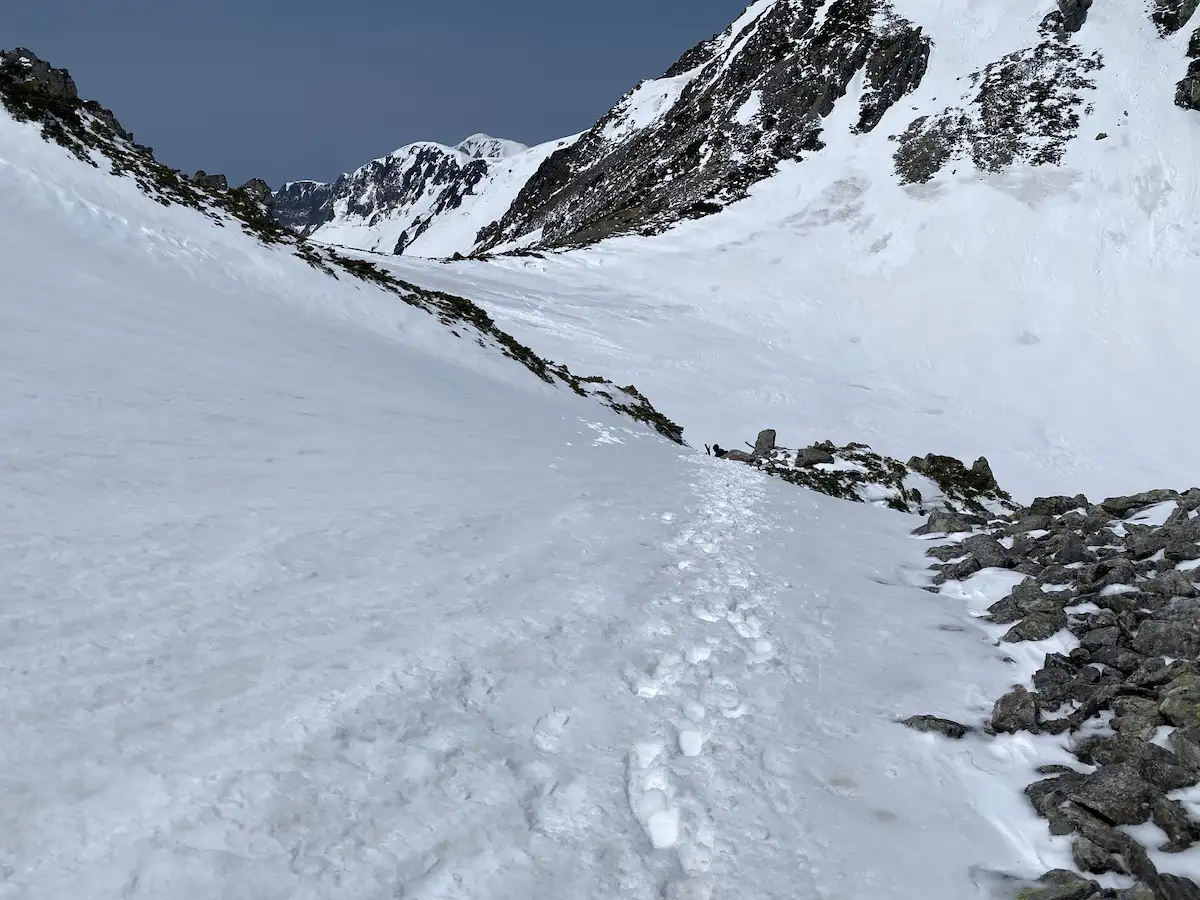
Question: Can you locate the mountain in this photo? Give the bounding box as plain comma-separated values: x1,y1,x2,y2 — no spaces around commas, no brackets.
276,0,1200,259
270,133,571,258
477,0,1200,251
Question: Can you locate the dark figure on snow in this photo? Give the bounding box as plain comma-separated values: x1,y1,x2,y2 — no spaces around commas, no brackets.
710,444,727,458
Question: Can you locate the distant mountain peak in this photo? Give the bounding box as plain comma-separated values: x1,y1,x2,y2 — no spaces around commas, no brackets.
455,134,529,160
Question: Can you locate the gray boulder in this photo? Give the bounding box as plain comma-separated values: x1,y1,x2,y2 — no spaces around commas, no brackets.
1149,874,1200,900
1058,532,1093,564
1004,611,1067,642
992,685,1039,733
1146,570,1199,598
913,508,981,535
1101,489,1180,517
1160,674,1200,727
1151,794,1200,852
1134,620,1200,659
1030,495,1089,517
752,429,776,457
795,445,835,467
962,534,1013,568
901,714,969,739
1068,763,1157,825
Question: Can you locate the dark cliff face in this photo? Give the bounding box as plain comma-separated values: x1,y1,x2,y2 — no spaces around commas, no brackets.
474,0,930,252
272,181,335,235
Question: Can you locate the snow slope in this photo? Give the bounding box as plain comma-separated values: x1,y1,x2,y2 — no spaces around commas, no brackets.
3,89,1061,898
373,0,1200,503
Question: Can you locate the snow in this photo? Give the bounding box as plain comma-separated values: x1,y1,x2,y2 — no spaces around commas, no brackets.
1127,500,1180,527
733,90,762,126
3,104,1069,898
601,72,697,143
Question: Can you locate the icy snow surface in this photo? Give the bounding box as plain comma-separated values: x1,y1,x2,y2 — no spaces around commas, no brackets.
2,101,1058,897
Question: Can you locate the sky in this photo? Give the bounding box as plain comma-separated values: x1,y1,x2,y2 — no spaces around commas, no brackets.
7,0,752,188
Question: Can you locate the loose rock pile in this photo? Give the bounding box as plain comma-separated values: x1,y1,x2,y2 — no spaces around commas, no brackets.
917,488,1200,898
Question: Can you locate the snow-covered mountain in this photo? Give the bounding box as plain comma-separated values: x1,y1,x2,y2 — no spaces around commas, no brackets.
478,0,1200,251
271,133,573,258
277,0,1200,259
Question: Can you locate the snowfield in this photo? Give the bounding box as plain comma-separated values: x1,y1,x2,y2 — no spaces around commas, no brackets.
1,95,1075,898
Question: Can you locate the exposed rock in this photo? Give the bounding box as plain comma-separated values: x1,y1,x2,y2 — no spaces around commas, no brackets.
1072,834,1123,874
0,48,78,99
961,533,1013,569
753,429,777,457
1030,495,1090,517
476,0,932,251
992,685,1039,733
238,178,273,203
1055,0,1094,33
1067,763,1157,825
1170,726,1200,772
193,170,229,191
1149,874,1200,900
1020,869,1102,900
796,445,835,467
1160,675,1200,727
1079,558,1138,592
1153,0,1200,34
1075,734,1195,792
1111,696,1167,742
894,40,1102,184
901,714,969,739
1146,570,1200,599
1102,490,1181,518
1151,795,1200,852
1134,620,1200,659
1081,626,1121,652
1004,611,1067,642
1058,532,1093,565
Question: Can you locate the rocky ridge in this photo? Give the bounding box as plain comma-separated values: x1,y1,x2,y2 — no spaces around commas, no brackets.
0,48,685,446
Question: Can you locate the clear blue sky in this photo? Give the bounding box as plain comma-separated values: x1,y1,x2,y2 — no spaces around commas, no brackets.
8,0,751,187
